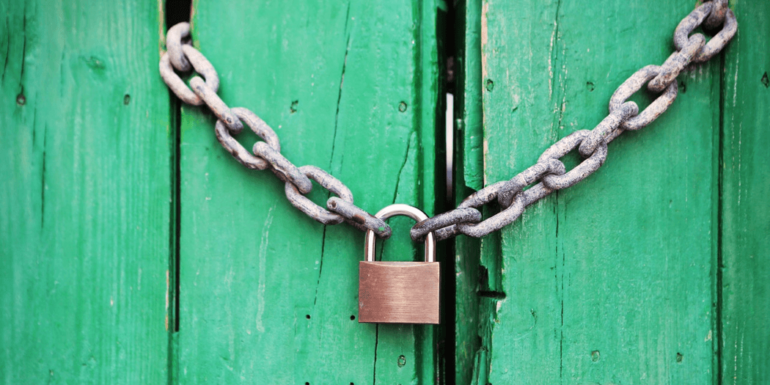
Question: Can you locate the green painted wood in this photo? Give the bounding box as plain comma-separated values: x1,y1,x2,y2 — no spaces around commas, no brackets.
458,0,484,192
0,1,172,383
468,0,733,383
720,2,770,383
4,2,766,384
175,1,441,383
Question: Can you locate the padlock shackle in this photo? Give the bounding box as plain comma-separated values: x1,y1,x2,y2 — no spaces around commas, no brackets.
364,204,436,263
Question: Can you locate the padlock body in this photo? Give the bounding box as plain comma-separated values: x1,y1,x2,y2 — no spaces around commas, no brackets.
358,261,440,324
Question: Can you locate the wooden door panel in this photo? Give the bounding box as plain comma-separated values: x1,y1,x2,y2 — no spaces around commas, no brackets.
457,0,748,383
176,1,441,383
2,1,766,383
0,1,172,383
720,2,770,383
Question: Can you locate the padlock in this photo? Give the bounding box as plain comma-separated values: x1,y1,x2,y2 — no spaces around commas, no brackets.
358,204,440,324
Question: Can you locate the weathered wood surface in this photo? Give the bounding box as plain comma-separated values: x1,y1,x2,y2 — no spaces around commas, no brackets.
2,0,767,384
0,0,172,383
458,0,770,384
720,2,770,383
175,0,441,384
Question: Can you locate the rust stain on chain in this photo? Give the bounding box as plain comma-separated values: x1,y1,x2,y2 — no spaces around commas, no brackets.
157,0,737,244
411,0,738,242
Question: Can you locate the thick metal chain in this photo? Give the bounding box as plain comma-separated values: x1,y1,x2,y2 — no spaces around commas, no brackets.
411,0,737,242
159,0,736,244
159,22,392,239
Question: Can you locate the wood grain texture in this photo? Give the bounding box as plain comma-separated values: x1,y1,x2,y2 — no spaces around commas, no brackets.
720,1,770,383
0,0,171,383
175,0,440,383
3,1,765,383
459,0,484,192
472,0,726,383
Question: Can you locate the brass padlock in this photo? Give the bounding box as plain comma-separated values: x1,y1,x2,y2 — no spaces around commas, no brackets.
358,204,439,324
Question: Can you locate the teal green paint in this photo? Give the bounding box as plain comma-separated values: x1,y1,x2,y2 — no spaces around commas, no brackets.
470,0,735,383
2,1,767,384
176,1,440,383
459,0,484,191
0,0,171,383
720,1,770,383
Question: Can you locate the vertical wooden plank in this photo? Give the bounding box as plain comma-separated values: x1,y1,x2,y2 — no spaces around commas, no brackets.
459,0,484,192
176,1,440,383
474,0,722,383
720,2,770,383
0,0,171,383
477,1,563,380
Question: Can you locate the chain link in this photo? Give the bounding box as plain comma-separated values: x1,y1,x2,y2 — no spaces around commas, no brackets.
159,22,393,239
285,166,354,225
693,9,737,63
704,0,729,30
412,1,737,242
214,107,279,170
615,65,678,132
166,22,192,72
410,208,482,242
327,198,393,238
497,158,564,209
159,47,218,106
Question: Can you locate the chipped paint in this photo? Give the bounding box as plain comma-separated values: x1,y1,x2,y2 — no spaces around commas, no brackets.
548,19,557,99
481,2,489,79
255,204,275,333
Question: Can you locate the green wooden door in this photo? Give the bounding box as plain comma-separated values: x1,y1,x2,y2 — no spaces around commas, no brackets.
453,0,770,384
1,0,767,384
1,0,445,383
173,1,442,384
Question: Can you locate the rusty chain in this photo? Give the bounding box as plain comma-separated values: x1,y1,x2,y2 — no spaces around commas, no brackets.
159,22,391,238
411,0,737,242
159,0,736,244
